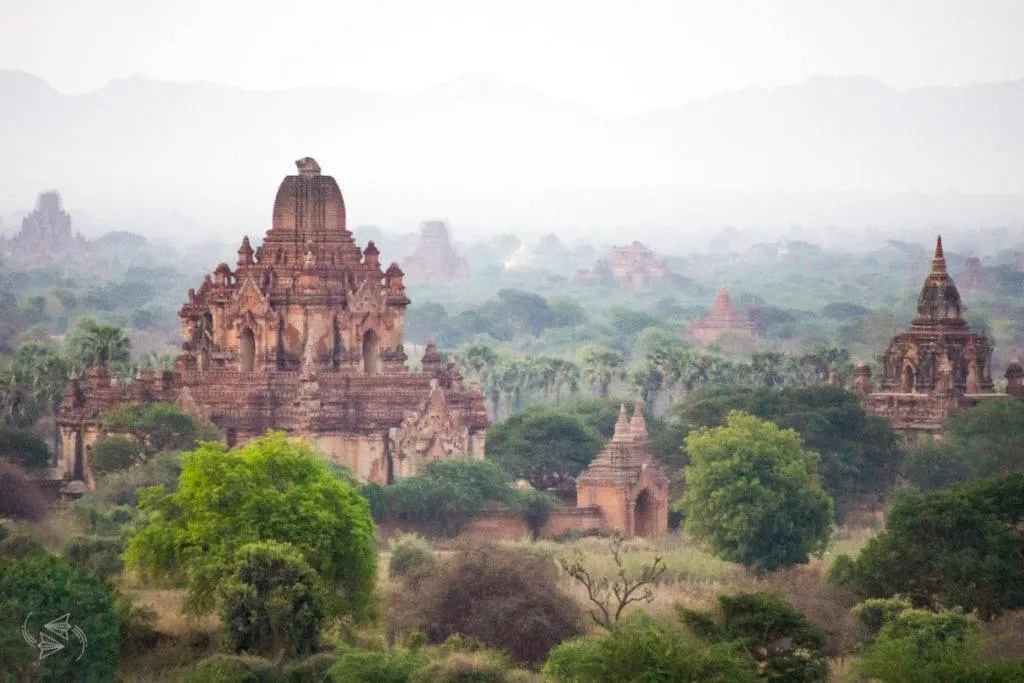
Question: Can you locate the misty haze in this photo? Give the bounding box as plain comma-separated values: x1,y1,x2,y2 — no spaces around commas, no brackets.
2,2,1024,681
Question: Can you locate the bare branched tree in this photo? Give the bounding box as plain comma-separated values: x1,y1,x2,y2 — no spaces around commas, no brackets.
558,534,666,630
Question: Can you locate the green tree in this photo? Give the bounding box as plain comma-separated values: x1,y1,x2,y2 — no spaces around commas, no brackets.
89,435,146,475
580,345,626,399
0,552,120,681
371,459,515,537
678,592,830,682
125,432,376,619
543,614,757,683
64,317,132,368
486,406,603,490
677,411,834,572
217,540,327,659
677,386,900,509
104,402,217,456
828,474,1024,619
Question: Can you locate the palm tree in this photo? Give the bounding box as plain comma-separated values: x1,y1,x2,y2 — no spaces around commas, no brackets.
66,318,131,370
549,358,580,405
580,346,626,399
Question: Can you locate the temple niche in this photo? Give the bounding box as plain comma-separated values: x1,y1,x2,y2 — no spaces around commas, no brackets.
4,191,86,263
58,158,489,487
861,237,999,431
689,287,759,342
401,220,470,281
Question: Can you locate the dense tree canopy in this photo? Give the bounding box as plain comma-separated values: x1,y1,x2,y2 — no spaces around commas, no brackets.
125,432,377,619
677,386,900,507
677,411,834,572
486,406,604,489
0,552,121,681
104,402,218,456
829,473,1024,619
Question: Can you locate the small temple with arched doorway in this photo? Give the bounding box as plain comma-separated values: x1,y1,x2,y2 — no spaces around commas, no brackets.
575,401,670,537
860,236,998,431
57,158,489,488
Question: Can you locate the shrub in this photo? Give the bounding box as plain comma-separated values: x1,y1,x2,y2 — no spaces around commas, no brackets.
64,535,125,577
543,614,757,682
678,592,830,683
856,608,979,683
115,592,159,656
411,650,533,682
389,543,584,665
279,652,341,682
852,596,914,639
217,541,328,659
184,654,279,683
0,552,120,681
0,460,46,520
91,450,181,506
328,647,429,682
0,532,45,559
388,534,436,579
0,426,50,469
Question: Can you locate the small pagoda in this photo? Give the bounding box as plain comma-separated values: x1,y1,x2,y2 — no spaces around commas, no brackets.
861,236,997,431
575,401,669,537
689,287,757,342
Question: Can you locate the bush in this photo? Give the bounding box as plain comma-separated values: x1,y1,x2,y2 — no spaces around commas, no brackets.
0,460,46,520
852,596,914,639
830,474,1024,619
543,614,757,682
0,532,45,559
389,543,584,665
856,608,979,683
64,535,125,577
115,592,159,656
411,650,533,682
678,592,830,682
0,426,50,469
91,450,181,506
279,652,341,682
217,541,328,659
90,435,145,475
184,654,279,683
0,552,120,681
328,647,428,682
388,534,436,579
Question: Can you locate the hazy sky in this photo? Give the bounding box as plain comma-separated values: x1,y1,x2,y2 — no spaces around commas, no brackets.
2,0,1023,117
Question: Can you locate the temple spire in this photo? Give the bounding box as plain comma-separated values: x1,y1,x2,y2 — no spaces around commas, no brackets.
629,399,648,442
613,404,631,442
931,235,948,276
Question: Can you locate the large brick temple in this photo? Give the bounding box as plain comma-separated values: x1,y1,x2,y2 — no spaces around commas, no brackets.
57,158,489,487
860,237,1001,431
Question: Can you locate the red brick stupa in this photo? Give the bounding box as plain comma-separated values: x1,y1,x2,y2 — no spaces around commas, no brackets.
689,287,756,342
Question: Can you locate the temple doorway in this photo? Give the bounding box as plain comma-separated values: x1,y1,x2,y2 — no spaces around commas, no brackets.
240,329,256,371
634,489,655,537
362,330,379,374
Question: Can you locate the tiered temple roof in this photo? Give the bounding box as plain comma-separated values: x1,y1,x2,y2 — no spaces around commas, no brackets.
689,287,757,342
862,236,998,431
58,158,489,487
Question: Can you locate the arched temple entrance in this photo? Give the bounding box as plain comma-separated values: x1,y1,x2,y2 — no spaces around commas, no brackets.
901,364,916,393
362,330,379,374
240,329,256,371
633,488,656,537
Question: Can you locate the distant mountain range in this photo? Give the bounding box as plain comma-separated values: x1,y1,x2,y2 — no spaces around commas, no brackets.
1,71,1023,244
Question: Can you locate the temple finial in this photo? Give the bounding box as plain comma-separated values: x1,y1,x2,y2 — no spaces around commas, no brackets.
931,235,947,275
630,399,648,441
